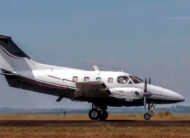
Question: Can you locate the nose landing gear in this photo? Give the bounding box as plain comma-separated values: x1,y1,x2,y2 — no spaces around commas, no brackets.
144,102,156,120
144,113,151,120
88,104,108,120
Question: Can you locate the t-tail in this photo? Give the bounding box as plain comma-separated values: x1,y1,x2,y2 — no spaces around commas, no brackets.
0,35,46,90
0,35,33,74
0,35,70,96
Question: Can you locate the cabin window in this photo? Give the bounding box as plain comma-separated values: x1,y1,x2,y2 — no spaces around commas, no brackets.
108,77,113,83
84,77,90,82
73,76,78,82
96,77,101,81
118,76,129,84
129,76,143,84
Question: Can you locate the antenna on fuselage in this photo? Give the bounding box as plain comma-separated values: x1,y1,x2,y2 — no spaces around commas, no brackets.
93,65,100,71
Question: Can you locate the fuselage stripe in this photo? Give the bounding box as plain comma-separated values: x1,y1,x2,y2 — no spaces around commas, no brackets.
19,75,69,90
48,75,75,83
48,75,62,80
0,45,21,59
2,70,76,91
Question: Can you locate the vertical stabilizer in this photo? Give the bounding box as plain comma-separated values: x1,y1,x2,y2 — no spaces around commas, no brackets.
0,35,31,72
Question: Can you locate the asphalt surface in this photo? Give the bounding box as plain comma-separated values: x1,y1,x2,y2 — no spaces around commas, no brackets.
0,120,189,127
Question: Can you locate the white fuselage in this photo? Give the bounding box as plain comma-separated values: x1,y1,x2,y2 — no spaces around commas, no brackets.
12,59,184,106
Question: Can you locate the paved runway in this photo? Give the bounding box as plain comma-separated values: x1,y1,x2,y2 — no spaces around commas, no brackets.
0,120,189,127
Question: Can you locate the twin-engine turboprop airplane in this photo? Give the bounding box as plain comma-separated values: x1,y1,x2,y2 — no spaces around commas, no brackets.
0,35,185,120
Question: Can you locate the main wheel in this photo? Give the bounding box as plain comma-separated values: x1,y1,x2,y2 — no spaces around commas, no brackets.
144,113,151,120
89,109,100,120
99,110,108,120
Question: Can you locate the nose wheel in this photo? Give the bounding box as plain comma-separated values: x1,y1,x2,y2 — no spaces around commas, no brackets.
144,113,151,120
144,102,156,120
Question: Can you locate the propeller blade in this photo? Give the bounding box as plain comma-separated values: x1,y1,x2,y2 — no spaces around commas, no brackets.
144,79,147,92
144,96,147,109
149,78,151,84
143,78,148,109
143,78,149,109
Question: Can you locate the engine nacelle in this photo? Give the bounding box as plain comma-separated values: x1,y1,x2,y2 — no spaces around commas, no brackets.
110,87,143,102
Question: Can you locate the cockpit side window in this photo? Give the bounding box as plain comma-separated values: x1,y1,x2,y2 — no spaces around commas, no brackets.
117,76,129,84
129,76,143,84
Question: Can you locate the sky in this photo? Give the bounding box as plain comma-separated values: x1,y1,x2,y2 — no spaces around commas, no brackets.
0,0,190,108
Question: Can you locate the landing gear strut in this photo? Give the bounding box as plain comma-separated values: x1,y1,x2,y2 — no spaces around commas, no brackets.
88,104,108,120
144,102,156,120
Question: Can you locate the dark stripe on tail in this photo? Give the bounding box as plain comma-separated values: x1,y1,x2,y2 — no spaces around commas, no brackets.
0,35,30,59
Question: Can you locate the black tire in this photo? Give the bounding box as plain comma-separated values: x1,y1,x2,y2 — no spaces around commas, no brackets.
99,110,108,120
144,113,151,120
89,109,100,120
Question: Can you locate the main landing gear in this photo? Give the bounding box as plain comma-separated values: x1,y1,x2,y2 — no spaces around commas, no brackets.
88,104,108,120
144,102,156,120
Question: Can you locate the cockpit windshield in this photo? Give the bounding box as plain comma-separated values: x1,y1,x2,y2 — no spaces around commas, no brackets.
129,76,143,84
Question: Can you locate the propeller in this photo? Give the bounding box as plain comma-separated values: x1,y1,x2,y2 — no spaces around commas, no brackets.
143,78,151,109
149,78,151,84
143,79,147,109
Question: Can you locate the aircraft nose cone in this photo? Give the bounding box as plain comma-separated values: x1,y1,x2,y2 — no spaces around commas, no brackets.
163,89,185,102
135,83,185,103
152,86,185,103
174,93,185,102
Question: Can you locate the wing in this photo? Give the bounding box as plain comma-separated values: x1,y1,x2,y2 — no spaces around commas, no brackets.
74,81,111,100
